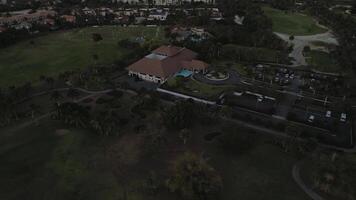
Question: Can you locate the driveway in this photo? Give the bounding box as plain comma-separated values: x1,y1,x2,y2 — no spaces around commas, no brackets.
275,31,339,67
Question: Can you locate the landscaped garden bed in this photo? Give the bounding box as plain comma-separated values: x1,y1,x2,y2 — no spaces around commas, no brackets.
161,76,235,101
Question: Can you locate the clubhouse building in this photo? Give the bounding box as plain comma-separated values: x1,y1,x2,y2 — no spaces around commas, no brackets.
127,45,208,83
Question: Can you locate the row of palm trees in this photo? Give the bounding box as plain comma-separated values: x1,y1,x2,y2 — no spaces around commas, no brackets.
54,99,126,136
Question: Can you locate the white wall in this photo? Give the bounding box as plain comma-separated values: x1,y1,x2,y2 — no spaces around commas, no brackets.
129,71,166,83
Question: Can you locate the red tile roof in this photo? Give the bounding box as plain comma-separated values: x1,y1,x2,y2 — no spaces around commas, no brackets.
152,45,183,57
181,59,209,71
128,45,205,79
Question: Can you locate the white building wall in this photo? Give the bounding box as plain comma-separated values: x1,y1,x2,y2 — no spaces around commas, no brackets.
113,0,214,5
129,71,166,83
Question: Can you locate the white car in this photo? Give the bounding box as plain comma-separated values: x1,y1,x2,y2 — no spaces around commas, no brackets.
257,97,263,102
340,113,347,122
308,115,315,123
326,111,331,118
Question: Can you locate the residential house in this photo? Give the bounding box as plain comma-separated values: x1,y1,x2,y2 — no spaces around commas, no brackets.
61,15,76,23
12,21,32,30
148,11,168,21
171,26,211,42
0,10,57,25
171,26,190,41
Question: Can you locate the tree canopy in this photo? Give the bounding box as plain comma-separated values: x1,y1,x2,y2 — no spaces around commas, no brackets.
167,152,222,200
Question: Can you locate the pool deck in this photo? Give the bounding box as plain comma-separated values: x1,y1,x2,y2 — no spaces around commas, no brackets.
175,70,193,77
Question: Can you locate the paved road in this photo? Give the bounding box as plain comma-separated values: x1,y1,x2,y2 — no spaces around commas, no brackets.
275,32,339,67
292,162,324,200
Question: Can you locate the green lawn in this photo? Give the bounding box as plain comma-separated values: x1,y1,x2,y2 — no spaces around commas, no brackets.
0,95,312,200
211,60,250,76
0,26,165,87
0,92,149,200
300,152,356,200
262,6,327,35
305,50,340,73
0,119,126,200
209,143,310,200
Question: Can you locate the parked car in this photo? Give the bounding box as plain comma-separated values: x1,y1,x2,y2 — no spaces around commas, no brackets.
326,111,331,118
308,115,315,123
340,113,347,122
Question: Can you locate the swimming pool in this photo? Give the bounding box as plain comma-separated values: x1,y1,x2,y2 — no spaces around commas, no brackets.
175,70,193,77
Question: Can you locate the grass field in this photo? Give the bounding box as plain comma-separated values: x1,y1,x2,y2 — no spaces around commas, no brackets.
305,50,340,73
0,92,150,200
210,144,310,200
0,120,126,200
0,86,312,200
0,118,311,200
0,109,312,200
262,6,327,35
0,26,165,87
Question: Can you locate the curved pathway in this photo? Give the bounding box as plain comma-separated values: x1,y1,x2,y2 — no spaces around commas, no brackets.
292,161,324,200
4,87,137,134
275,31,339,67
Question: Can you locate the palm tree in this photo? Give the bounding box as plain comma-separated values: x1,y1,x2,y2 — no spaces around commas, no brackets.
179,129,191,145
46,77,55,89
29,103,41,119
90,110,120,136
52,102,61,119
167,152,222,199
90,119,103,135
57,102,89,128
0,94,11,126
92,54,99,65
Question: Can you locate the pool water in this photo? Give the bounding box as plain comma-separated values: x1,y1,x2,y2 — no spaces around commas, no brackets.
175,70,193,77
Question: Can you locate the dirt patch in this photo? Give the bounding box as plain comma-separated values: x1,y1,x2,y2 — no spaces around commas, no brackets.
55,129,70,136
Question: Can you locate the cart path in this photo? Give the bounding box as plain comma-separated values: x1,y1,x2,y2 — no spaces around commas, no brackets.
275,31,339,67
292,161,324,200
